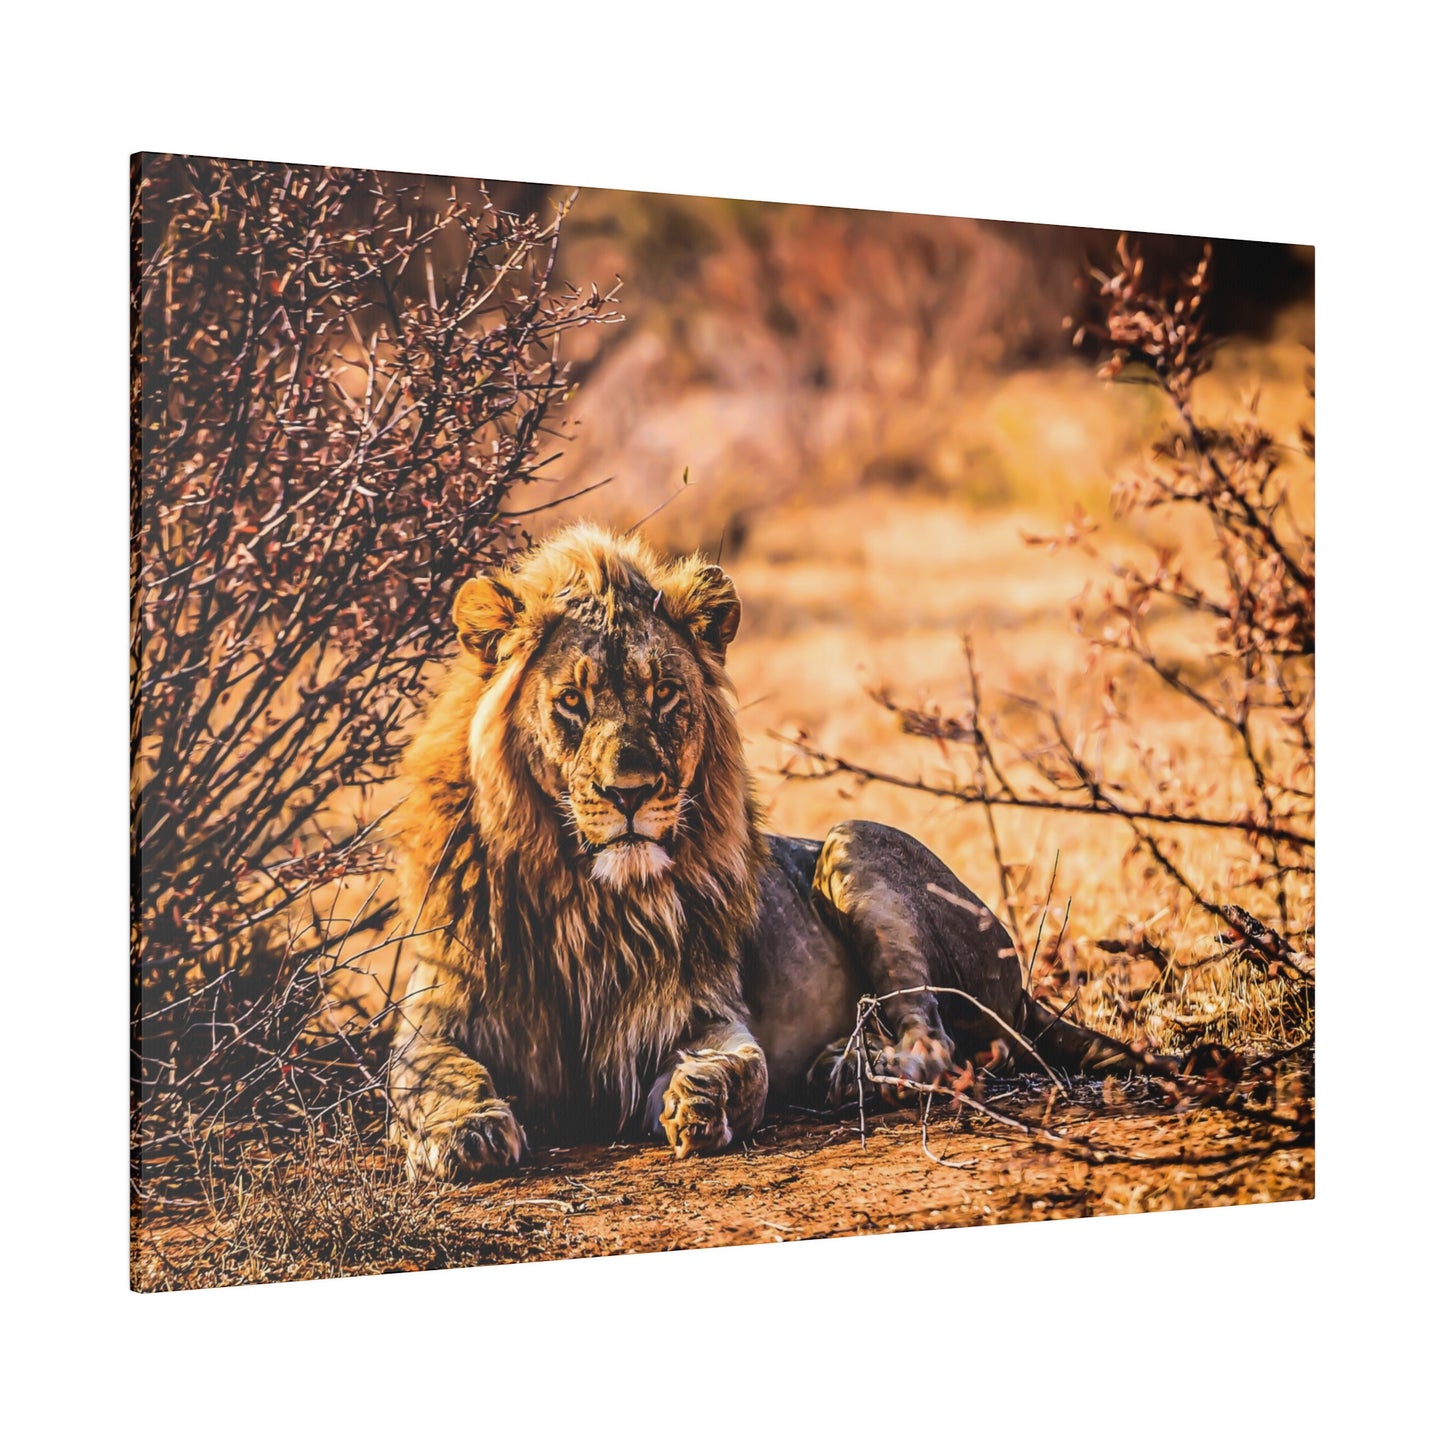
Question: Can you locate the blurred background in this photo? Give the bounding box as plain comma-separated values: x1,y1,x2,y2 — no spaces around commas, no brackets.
480,180,1313,544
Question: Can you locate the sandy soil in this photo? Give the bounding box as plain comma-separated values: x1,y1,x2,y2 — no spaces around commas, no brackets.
138,1066,1312,1287
414,1068,1313,1270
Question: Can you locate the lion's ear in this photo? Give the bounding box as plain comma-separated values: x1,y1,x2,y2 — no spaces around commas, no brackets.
663,562,741,658
453,575,523,669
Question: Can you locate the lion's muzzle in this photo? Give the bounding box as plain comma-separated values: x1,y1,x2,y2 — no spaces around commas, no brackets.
594,778,660,820
578,772,679,887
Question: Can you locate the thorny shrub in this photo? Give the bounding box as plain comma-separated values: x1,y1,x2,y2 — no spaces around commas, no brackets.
132,157,620,1197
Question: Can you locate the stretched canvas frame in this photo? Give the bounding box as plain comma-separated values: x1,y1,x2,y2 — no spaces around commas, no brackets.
131,153,1315,1291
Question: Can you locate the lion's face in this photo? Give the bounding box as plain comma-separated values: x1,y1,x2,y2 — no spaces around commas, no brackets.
515,607,710,887
450,527,744,893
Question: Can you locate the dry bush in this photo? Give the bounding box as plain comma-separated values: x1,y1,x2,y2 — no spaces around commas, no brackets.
783,237,1315,1060
132,156,620,1199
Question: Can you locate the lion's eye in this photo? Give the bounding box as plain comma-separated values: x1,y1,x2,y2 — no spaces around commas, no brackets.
655,680,682,713
555,688,586,720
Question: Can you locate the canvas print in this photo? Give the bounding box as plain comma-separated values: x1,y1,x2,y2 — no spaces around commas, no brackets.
131,155,1315,1289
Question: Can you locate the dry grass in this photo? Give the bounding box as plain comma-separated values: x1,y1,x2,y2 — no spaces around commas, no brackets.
135,1066,1312,1289
133,1117,506,1291
1132,952,1314,1056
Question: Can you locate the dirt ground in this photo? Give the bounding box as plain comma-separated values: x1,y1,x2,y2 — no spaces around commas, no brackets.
427,1078,1313,1270
138,1064,1313,1287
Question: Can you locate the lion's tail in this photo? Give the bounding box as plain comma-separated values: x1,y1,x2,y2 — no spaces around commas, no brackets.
1021,995,1172,1076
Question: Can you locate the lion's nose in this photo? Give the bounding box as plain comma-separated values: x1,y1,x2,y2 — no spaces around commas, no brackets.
596,779,660,820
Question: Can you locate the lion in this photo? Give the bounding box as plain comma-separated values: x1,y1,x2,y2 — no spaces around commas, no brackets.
388,523,1142,1180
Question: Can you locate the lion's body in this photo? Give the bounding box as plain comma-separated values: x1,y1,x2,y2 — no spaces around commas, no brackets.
388,524,1135,1179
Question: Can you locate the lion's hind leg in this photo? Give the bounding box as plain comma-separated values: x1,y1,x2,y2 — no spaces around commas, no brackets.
812,821,1030,1077
813,820,1147,1080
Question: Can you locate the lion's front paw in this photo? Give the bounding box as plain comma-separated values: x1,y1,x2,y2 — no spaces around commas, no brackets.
658,1056,736,1160
409,1102,527,1182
